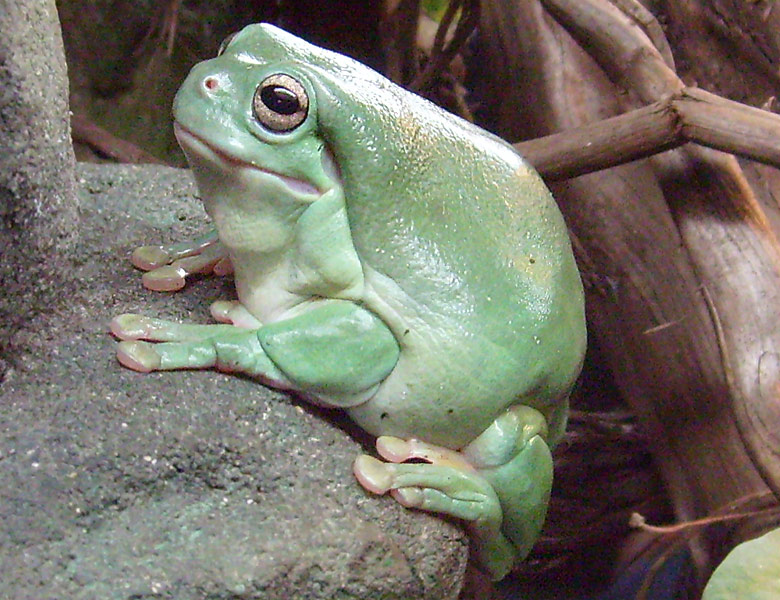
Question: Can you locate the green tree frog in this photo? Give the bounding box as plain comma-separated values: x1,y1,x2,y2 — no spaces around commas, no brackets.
111,23,586,580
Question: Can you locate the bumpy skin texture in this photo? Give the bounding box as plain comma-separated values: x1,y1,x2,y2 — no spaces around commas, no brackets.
112,24,586,580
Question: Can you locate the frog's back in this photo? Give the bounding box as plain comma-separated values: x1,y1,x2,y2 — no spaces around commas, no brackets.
249,25,581,351
320,74,582,371
319,78,584,441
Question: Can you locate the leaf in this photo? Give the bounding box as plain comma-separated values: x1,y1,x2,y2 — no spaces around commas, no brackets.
421,0,450,21
703,527,780,600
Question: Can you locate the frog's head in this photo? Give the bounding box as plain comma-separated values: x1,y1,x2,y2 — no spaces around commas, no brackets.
173,23,446,207
173,23,353,205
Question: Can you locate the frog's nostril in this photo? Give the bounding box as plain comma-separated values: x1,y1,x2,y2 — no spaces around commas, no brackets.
204,76,219,91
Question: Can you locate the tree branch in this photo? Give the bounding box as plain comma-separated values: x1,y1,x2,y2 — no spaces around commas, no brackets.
517,87,780,181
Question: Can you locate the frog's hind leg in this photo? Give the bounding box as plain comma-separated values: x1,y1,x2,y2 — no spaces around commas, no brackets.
353,405,553,580
355,443,516,580
461,405,554,565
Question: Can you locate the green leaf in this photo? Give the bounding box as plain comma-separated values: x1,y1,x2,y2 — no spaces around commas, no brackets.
421,0,450,21
703,527,780,600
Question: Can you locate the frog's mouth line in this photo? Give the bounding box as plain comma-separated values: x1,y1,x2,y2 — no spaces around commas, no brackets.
173,122,320,197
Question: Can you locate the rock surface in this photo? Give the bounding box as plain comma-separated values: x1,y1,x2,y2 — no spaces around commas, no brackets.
0,0,78,253
0,163,468,600
0,0,80,373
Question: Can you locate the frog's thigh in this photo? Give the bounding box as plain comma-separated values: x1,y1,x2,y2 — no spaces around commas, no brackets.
257,300,399,399
462,405,554,563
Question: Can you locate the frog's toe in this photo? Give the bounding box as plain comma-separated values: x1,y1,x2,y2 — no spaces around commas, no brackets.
117,340,162,372
131,245,172,271
390,486,424,507
353,455,430,506
353,455,394,494
375,436,475,470
111,314,153,340
139,244,229,292
210,300,262,328
141,265,187,291
111,314,190,341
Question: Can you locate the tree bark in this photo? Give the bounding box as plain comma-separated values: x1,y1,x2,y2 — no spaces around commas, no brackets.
478,0,777,582
538,0,780,501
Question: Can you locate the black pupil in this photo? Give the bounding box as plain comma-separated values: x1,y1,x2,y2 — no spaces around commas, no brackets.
261,85,300,115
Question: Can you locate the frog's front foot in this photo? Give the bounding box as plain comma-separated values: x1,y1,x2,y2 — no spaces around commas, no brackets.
131,229,232,291
354,436,516,580
110,313,279,377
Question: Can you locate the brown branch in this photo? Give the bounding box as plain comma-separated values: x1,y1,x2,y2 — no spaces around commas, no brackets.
70,113,165,165
540,0,683,100
678,87,780,167
517,87,780,181
608,0,675,69
515,100,678,180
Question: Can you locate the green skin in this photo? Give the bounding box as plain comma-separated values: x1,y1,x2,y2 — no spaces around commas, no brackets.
111,23,586,581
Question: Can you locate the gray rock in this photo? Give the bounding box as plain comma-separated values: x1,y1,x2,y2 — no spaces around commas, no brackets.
0,0,78,255
0,0,79,373
0,163,468,600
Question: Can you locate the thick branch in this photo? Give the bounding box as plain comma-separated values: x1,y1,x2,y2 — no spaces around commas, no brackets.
538,0,780,503
517,87,780,181
678,88,780,168
516,100,679,180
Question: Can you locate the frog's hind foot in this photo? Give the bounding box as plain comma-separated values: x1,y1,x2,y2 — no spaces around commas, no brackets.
354,436,516,580
353,405,555,581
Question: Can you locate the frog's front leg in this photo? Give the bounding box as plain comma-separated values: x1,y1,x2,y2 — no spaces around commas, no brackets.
112,300,400,407
131,229,233,291
353,405,553,581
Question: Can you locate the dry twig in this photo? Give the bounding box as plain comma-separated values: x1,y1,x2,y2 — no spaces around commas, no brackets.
70,113,165,164
410,0,480,90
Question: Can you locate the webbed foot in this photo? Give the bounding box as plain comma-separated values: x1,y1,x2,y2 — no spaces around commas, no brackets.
354,436,516,580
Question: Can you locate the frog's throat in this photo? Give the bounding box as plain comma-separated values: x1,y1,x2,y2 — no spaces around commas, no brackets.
173,122,320,197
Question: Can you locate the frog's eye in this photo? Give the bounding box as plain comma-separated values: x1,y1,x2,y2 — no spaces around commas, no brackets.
253,74,309,133
217,32,237,56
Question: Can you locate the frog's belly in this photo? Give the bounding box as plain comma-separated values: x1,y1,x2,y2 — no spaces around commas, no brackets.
346,352,521,449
